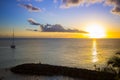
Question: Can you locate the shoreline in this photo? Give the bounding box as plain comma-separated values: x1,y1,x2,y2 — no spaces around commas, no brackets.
10,63,115,80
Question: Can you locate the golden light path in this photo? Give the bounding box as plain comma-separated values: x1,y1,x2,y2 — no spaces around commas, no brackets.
86,24,105,38
92,39,98,63
85,24,105,62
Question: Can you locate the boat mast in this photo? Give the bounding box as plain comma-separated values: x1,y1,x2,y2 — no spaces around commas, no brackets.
10,28,16,49
12,28,15,45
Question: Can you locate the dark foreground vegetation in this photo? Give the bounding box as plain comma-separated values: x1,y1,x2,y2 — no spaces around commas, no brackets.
102,51,120,80
11,63,115,80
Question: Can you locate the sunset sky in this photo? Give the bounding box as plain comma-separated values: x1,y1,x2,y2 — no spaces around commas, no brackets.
0,0,120,38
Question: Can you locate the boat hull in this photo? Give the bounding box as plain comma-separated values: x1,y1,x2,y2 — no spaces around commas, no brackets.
11,45,16,49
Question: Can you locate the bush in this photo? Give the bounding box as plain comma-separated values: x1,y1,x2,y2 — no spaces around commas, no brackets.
102,52,120,80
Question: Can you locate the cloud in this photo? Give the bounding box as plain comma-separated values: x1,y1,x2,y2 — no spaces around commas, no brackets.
105,0,120,15
26,28,40,32
60,0,120,16
19,4,41,12
41,24,88,33
28,18,41,25
17,0,31,2
27,18,88,33
35,0,43,2
54,0,58,3
60,0,103,8
17,0,43,2
60,0,84,8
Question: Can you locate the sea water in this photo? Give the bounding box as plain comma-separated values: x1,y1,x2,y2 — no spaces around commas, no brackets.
0,38,120,80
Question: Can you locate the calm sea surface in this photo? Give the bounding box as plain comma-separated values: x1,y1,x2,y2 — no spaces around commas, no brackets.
0,38,120,80
0,38,120,69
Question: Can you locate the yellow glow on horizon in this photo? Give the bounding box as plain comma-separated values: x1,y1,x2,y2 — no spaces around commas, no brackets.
1,25,120,38
86,24,106,38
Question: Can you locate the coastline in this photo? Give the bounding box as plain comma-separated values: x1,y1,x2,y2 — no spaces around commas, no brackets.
0,68,81,80
11,63,115,80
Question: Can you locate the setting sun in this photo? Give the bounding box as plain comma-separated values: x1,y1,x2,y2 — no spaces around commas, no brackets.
86,24,106,38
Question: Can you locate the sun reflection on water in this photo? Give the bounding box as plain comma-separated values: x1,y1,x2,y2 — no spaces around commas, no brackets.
92,39,98,63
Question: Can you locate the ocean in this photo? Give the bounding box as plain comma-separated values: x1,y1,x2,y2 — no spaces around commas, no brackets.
0,38,120,80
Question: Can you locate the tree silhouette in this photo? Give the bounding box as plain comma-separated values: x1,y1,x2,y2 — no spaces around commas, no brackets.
107,52,120,80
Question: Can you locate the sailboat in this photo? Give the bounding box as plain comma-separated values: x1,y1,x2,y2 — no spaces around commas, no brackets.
11,28,16,49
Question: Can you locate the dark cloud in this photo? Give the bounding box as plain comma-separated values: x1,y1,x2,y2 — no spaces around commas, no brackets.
28,18,41,25
60,0,120,16
60,0,102,8
60,0,84,8
19,4,41,12
112,7,120,13
40,24,88,33
105,0,120,15
27,18,88,33
26,28,40,32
